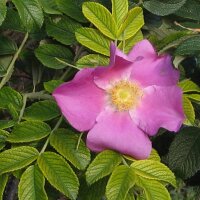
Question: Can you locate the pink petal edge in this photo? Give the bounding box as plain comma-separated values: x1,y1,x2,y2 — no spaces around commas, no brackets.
53,68,105,131
87,109,152,159
130,85,185,136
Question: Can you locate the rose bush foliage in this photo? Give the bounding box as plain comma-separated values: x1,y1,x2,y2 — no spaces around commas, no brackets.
0,0,200,200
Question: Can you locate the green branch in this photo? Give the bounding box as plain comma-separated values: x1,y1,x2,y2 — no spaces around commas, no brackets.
40,115,63,154
0,32,29,89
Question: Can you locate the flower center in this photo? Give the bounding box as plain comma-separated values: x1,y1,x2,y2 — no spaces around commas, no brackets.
108,80,143,111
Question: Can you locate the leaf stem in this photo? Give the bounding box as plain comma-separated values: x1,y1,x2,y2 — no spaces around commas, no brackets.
25,91,52,100
40,115,63,154
76,132,84,150
18,94,27,123
55,58,81,70
0,32,29,89
122,157,129,166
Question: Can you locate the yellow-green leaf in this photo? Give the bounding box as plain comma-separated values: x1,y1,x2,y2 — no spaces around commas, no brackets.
18,165,48,200
131,160,176,187
76,28,110,56
137,177,171,200
184,93,200,102
38,152,79,200
178,79,200,93
50,129,90,170
106,165,135,200
111,0,128,28
0,146,39,175
76,54,109,68
82,2,117,39
7,121,51,143
118,30,143,53
86,150,122,185
148,149,161,162
183,96,195,125
117,7,144,40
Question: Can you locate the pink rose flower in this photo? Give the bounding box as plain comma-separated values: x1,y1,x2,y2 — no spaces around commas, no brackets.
53,40,185,159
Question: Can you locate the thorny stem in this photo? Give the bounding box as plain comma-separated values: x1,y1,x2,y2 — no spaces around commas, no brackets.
0,32,29,89
25,91,52,100
40,116,63,154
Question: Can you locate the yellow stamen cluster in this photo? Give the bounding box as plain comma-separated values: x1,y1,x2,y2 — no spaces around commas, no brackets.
108,80,143,111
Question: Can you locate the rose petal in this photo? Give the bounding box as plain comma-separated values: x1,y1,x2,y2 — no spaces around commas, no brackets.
130,54,179,87
128,39,157,60
94,43,133,90
130,86,185,136
87,110,152,159
53,68,105,131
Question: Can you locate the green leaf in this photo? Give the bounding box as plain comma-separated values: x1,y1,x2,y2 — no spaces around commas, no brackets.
44,80,64,93
175,0,200,20
82,2,117,39
0,174,8,200
0,0,6,26
0,130,8,151
75,28,110,56
39,0,61,14
1,9,25,32
148,149,161,162
24,100,60,121
137,177,171,200
143,0,186,16
125,192,135,200
123,148,160,163
155,31,190,52
79,177,107,200
18,165,48,200
0,120,15,130
7,121,51,143
86,150,122,185
131,160,176,187
175,36,200,56
111,0,128,28
0,36,17,55
0,146,39,175
168,127,200,179
118,30,143,53
178,79,200,93
38,152,79,200
7,103,19,120
184,93,200,102
183,96,195,125
56,0,86,23
117,7,144,40
35,44,73,69
12,0,44,32
0,87,22,110
50,129,90,170
76,54,109,68
106,165,135,200
46,17,81,45
0,55,12,77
